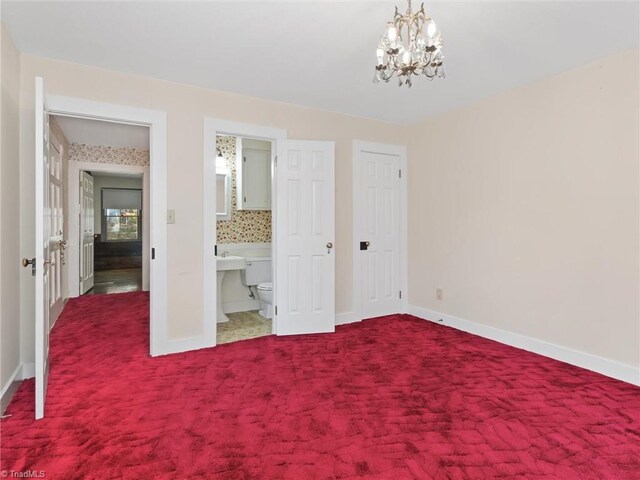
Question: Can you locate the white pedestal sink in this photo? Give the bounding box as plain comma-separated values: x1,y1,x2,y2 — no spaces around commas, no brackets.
216,255,247,323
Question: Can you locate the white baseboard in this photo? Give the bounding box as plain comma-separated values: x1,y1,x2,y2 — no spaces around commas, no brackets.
1,364,23,414
336,312,361,326
408,305,640,386
21,362,35,379
152,336,215,357
223,299,260,314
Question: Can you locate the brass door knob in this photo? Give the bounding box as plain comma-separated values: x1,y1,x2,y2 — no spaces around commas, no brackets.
22,257,35,268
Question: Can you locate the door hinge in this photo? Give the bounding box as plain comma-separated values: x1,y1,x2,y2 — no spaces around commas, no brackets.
243,156,246,163
152,248,155,260
244,196,247,203
399,290,402,299
214,245,218,256
399,169,402,178
275,306,278,315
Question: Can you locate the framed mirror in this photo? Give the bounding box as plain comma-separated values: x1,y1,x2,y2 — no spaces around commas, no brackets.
216,173,231,221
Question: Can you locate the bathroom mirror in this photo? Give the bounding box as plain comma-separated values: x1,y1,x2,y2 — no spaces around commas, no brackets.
216,173,231,221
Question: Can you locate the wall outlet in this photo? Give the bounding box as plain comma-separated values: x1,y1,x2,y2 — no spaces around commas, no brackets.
436,288,443,300
167,209,176,224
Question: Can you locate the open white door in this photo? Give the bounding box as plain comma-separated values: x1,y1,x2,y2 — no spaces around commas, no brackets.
48,129,65,325
35,77,51,419
79,171,94,294
275,140,335,335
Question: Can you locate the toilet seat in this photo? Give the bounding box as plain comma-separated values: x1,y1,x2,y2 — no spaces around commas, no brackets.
257,282,272,291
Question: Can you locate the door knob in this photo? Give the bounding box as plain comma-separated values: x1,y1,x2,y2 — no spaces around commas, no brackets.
22,257,36,276
59,240,67,249
326,242,333,254
44,260,55,268
360,241,370,251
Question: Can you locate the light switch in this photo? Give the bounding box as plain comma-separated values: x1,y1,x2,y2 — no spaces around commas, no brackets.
167,209,176,224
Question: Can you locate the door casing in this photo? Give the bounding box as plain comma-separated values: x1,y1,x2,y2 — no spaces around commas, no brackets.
48,94,169,357
203,119,287,345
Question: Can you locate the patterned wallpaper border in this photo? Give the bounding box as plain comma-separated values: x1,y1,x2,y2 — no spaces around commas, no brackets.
216,135,272,244
69,143,150,166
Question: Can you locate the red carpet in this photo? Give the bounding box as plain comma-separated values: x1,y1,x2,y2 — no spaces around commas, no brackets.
1,292,639,479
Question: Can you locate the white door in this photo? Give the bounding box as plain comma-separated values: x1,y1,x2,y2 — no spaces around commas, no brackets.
275,140,335,335
80,171,95,294
34,77,51,419
48,132,65,324
358,150,402,318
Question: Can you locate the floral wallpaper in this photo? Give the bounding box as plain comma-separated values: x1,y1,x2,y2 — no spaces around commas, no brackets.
216,135,272,244
69,143,150,166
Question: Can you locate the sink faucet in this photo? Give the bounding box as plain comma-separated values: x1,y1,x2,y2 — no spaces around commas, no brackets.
221,251,230,258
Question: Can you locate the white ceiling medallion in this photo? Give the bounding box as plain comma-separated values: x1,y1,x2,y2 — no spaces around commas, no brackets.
374,0,445,87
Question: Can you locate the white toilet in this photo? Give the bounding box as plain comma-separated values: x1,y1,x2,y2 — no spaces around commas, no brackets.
240,257,273,319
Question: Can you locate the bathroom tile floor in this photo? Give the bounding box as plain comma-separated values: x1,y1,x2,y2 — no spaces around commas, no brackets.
217,310,272,345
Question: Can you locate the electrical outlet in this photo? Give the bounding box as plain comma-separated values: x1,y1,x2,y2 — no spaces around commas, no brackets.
167,209,176,224
436,288,443,300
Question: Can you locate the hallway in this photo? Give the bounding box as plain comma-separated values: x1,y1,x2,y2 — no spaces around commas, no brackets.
84,268,142,295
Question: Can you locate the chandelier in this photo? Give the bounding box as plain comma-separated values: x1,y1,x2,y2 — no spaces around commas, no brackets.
373,0,445,87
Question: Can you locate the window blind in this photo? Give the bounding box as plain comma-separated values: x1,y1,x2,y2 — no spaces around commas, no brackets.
102,188,142,210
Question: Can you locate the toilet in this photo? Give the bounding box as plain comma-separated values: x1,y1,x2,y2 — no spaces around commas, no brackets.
241,257,273,319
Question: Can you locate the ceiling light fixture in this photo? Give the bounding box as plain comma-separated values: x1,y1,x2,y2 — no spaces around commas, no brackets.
374,0,445,87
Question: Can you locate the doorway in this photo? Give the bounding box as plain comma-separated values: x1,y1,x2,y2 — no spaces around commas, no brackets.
82,171,145,295
204,118,337,345
45,91,169,357
52,115,150,298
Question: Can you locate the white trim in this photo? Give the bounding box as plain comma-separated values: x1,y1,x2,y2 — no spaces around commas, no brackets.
1,364,23,413
408,304,640,386
335,312,361,326
217,242,272,251
222,299,261,314
204,118,286,342
352,141,408,322
67,161,150,297
153,336,215,357
21,362,35,379
49,95,168,357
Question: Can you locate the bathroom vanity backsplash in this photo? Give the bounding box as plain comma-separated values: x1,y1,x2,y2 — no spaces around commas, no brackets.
216,135,272,244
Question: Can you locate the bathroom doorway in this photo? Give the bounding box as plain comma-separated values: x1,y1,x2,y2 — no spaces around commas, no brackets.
204,118,336,347
215,134,275,344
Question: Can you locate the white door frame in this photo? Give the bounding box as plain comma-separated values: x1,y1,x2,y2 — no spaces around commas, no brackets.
352,140,408,321
48,95,168,357
203,118,287,344
67,161,150,295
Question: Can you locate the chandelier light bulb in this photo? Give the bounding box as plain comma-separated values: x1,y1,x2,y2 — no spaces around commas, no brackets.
373,0,445,87
425,19,437,38
386,23,398,42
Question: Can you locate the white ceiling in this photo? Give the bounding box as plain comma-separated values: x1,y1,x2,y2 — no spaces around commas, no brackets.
53,115,150,149
4,1,639,124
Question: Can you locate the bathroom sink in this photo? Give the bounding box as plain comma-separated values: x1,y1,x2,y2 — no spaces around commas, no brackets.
216,255,246,271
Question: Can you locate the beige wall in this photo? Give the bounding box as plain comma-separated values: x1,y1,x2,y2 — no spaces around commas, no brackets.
1,24,22,392
18,54,407,358
407,49,640,367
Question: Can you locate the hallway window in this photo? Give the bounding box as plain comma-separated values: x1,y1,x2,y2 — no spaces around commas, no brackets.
101,188,142,241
